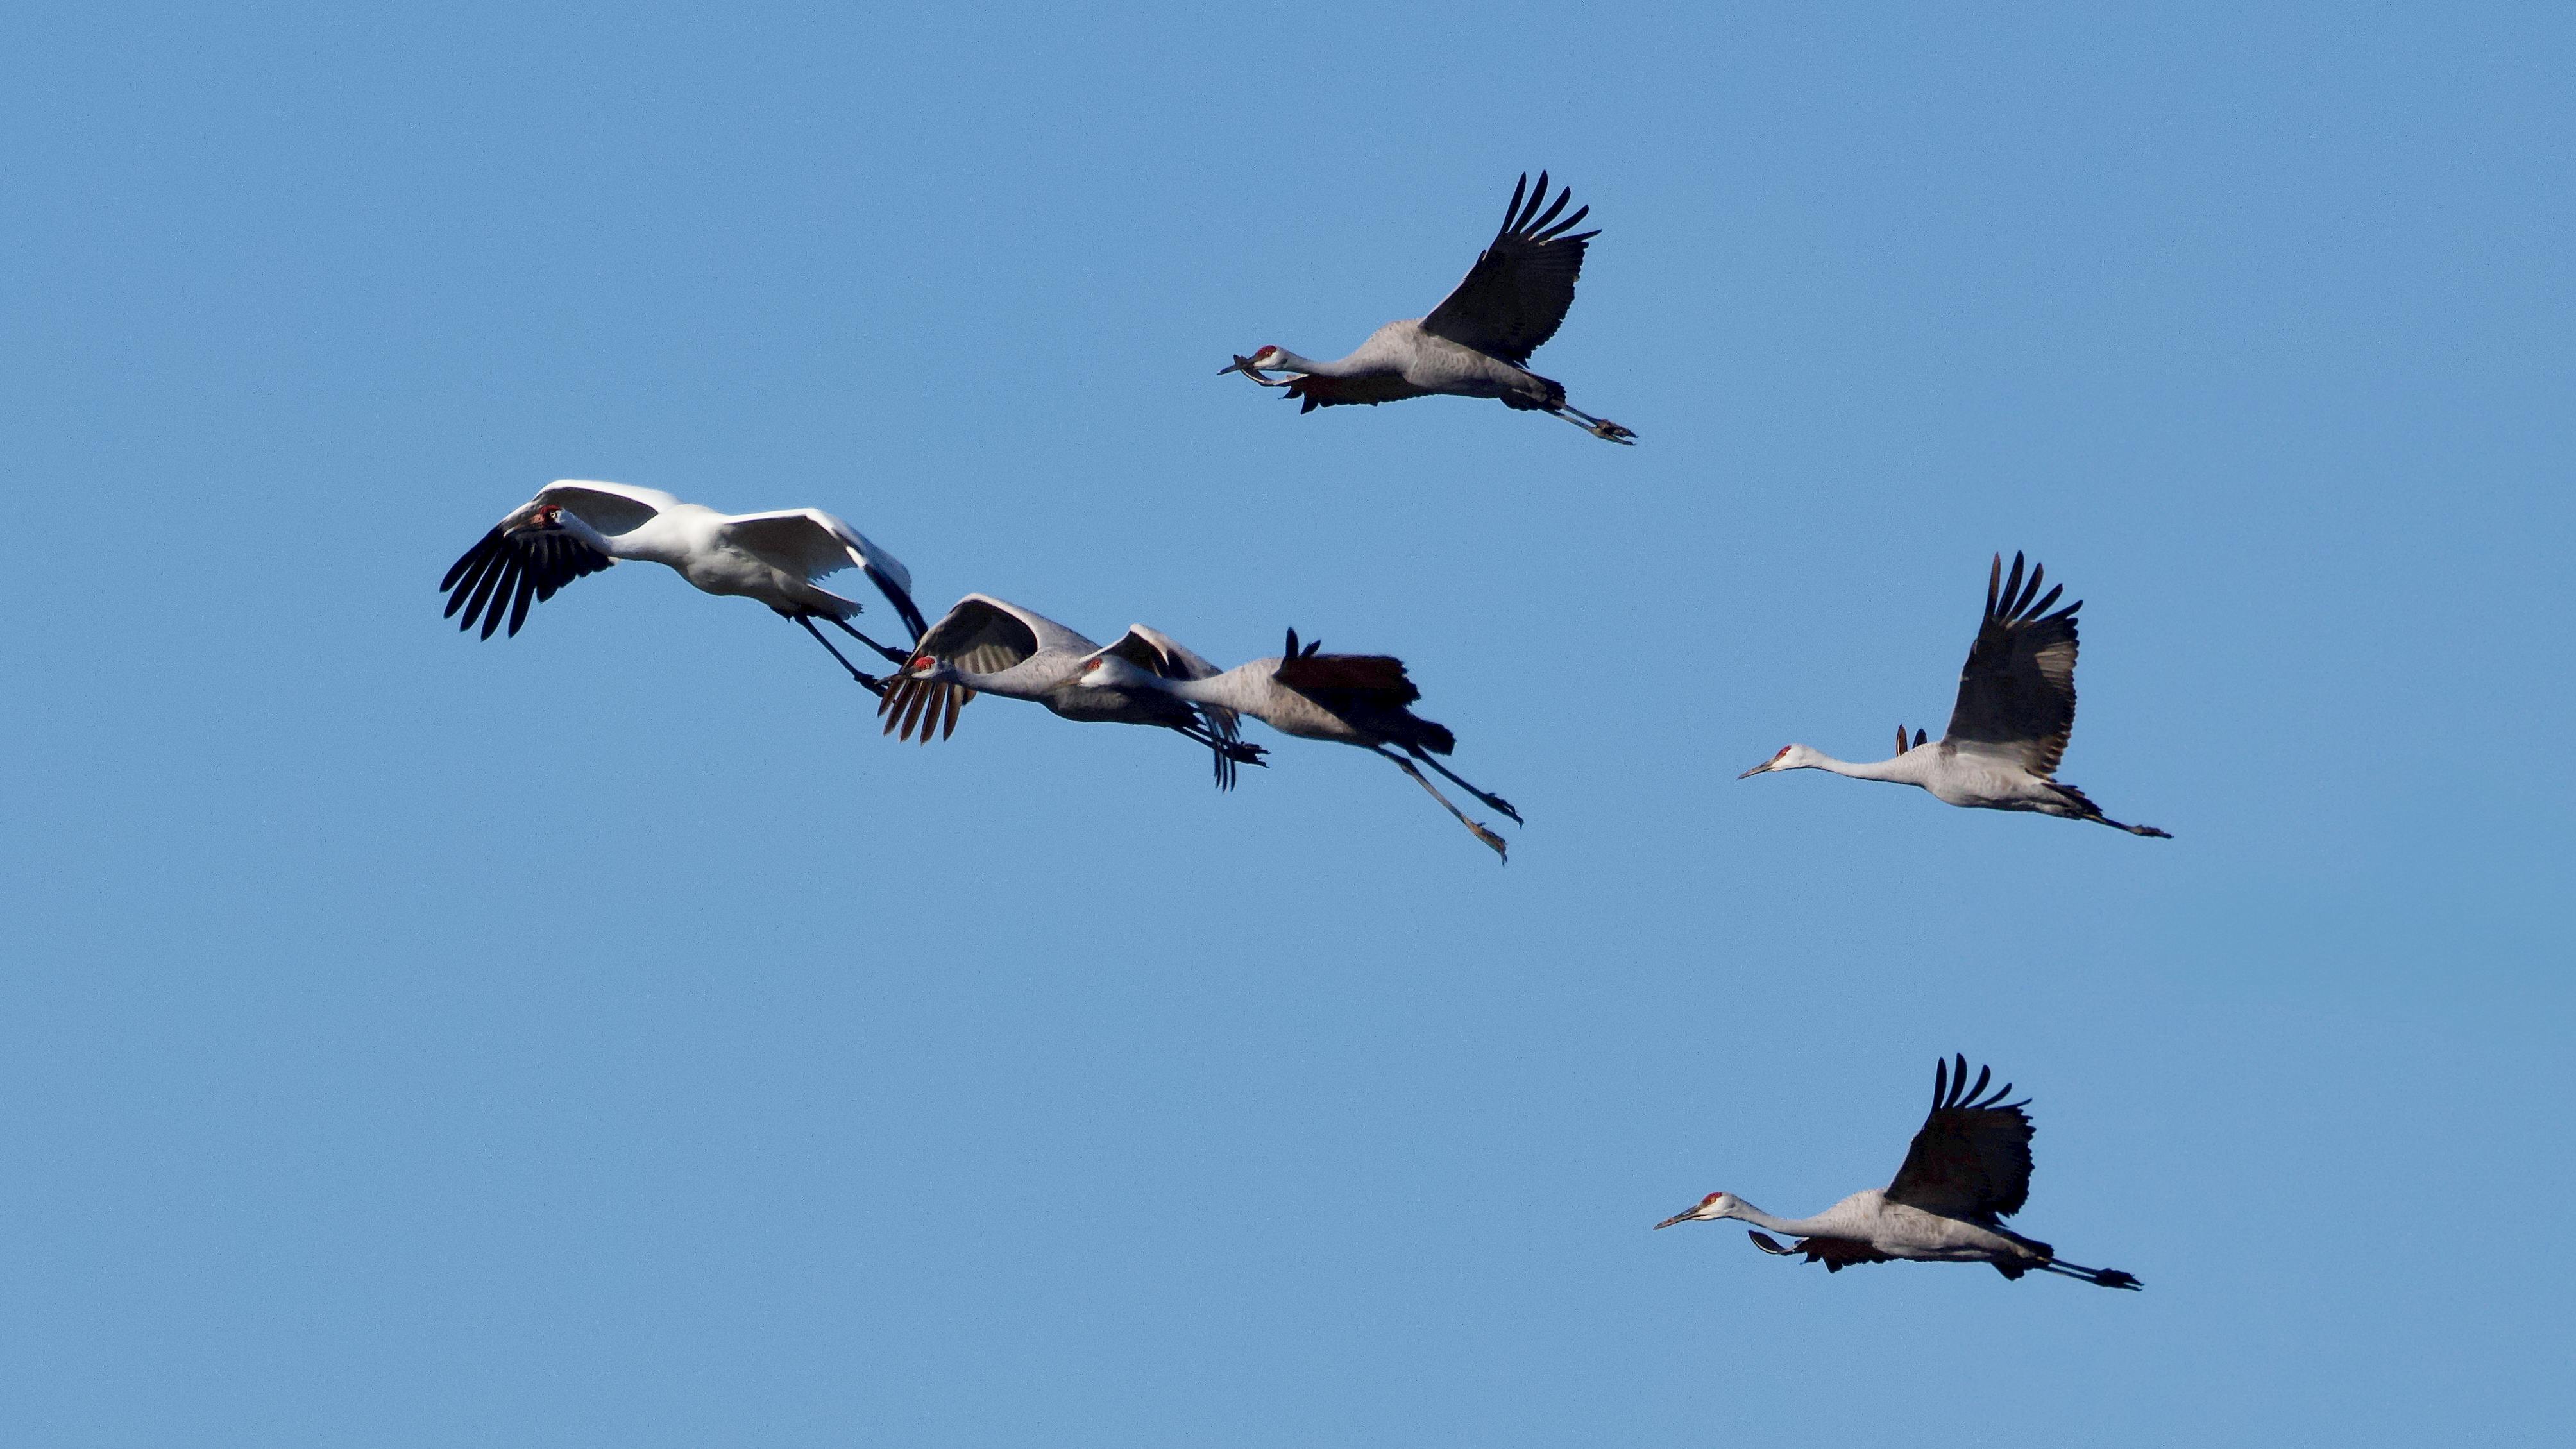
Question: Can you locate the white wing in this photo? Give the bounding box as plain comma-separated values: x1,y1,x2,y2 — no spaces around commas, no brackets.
531,480,683,538
720,507,928,638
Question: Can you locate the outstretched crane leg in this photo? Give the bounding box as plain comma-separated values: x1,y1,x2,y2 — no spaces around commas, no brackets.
2035,1259,2144,1289
1546,405,1636,444
1162,721,1267,791
1373,746,1509,862
791,615,887,696
826,614,915,666
1404,745,1523,826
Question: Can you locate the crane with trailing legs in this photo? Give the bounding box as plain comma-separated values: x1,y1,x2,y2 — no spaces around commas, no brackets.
1220,172,1634,443
1656,1055,2142,1290
1077,629,1520,860
1739,552,2169,837
439,480,926,693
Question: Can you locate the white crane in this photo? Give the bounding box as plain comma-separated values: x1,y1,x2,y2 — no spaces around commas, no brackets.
1738,552,2170,837
1656,1055,2142,1290
879,594,1265,788
1077,629,1520,860
439,480,928,691
1219,172,1635,443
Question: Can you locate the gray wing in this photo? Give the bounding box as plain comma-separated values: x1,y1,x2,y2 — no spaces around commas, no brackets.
1940,552,2081,777
1102,625,1244,742
1419,171,1599,366
1884,1055,2037,1224
880,595,1095,743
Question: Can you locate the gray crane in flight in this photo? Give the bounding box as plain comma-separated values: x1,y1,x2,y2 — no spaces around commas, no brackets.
1657,1055,2143,1290
1739,552,2169,837
1076,629,1520,861
1220,173,1634,443
880,593,1264,788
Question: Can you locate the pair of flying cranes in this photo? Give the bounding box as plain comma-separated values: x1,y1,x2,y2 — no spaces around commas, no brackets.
439,173,2150,1292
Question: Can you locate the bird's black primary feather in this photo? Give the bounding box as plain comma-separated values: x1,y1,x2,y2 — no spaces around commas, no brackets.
439,523,611,639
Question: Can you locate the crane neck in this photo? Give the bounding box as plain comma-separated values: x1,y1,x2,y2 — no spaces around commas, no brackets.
1720,1198,1838,1237
1802,750,1929,786
1147,663,1276,715
554,511,683,568
1267,348,1345,377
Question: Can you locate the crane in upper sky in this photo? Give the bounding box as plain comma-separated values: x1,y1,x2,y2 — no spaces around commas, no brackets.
438,480,928,693
1219,172,1634,443
1656,1055,2142,1290
1738,552,2169,837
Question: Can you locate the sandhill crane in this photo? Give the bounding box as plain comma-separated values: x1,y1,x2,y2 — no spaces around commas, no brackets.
439,480,928,692
1219,172,1634,443
1656,1055,2142,1291
879,594,1264,788
1738,552,2169,837
1076,629,1520,860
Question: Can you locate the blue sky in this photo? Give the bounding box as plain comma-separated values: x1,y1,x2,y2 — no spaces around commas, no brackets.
4,3,2570,1444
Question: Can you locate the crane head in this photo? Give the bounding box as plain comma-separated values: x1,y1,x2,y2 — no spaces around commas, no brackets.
1737,744,1817,779
1655,1192,1739,1230
507,503,566,535
1219,346,1288,379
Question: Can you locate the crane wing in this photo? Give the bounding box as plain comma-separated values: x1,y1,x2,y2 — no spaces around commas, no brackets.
1884,1055,2037,1223
1278,373,1438,413
1273,647,1421,706
439,508,615,641
879,595,1096,743
1419,171,1600,366
1098,625,1245,743
1940,552,2082,778
720,509,929,640
1749,1231,1897,1273
532,480,681,537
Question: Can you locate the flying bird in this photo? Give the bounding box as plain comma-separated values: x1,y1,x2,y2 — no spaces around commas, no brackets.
879,594,1264,788
439,480,927,692
1738,552,2169,837
1655,1055,2142,1290
1077,629,1520,860
1219,172,1634,443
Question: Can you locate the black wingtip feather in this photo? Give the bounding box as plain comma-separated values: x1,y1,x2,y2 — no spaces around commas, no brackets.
505,560,539,636
440,530,499,592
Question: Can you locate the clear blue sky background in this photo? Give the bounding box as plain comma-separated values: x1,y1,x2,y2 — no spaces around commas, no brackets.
4,4,2569,1444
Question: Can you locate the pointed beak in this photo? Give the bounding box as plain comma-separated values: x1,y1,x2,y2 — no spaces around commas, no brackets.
1221,354,1276,380
1736,759,1777,780
1654,1209,1699,1230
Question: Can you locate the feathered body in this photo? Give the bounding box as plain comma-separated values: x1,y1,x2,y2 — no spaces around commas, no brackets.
1078,629,1514,860
879,594,1261,788
1740,552,2168,836
1224,173,1633,443
1657,1056,2142,1290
